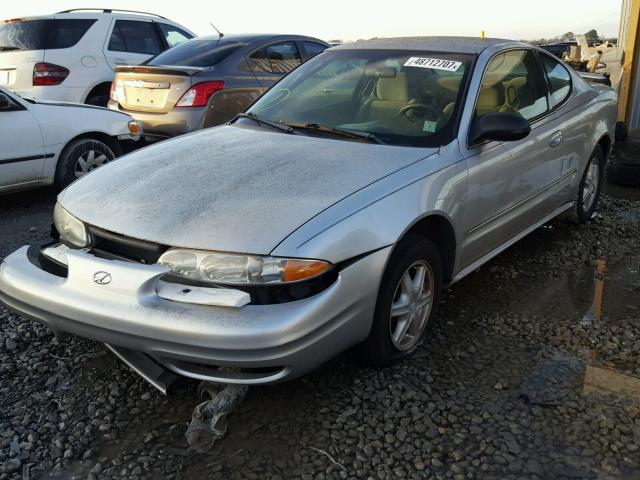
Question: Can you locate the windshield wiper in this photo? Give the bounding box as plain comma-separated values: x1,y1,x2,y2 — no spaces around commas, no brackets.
285,122,385,144
233,112,293,133
0,46,20,52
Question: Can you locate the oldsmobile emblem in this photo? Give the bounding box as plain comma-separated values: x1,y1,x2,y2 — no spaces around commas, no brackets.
93,271,112,285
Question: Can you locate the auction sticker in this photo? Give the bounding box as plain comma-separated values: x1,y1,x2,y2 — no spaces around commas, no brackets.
404,57,462,72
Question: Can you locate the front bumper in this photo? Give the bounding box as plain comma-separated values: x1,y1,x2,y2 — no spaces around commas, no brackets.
107,100,207,141
0,245,390,384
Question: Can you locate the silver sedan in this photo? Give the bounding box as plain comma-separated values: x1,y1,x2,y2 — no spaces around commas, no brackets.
0,37,617,390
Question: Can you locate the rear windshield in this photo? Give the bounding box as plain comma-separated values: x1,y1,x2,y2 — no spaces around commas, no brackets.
0,19,96,51
146,39,245,67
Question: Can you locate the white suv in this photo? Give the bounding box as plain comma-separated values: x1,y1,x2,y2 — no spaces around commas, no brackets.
0,9,195,106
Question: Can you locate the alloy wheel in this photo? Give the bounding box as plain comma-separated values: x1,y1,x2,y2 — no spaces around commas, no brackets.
582,157,600,212
389,260,434,351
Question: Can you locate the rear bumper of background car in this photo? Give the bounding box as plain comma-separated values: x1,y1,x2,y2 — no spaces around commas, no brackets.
0,245,390,386
107,100,207,141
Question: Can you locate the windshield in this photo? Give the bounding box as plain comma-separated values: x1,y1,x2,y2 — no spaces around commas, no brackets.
0,19,96,51
146,39,245,67
248,49,472,147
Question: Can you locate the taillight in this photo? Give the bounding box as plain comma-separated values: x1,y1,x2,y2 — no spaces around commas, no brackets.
33,63,69,86
176,81,224,107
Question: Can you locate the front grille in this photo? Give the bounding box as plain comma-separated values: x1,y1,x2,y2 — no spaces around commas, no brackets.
88,226,168,264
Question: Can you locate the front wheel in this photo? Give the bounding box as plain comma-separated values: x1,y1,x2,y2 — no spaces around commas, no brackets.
55,138,116,189
353,235,442,367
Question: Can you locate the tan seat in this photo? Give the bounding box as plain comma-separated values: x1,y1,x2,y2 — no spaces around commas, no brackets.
475,87,501,116
357,72,409,123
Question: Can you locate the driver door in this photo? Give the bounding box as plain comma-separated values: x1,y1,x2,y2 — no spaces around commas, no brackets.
458,48,563,268
0,92,45,188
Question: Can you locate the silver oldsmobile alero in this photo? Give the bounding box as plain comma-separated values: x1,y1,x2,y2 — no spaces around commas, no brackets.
0,37,617,389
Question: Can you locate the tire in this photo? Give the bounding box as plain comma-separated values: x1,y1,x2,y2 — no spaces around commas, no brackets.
564,145,604,223
615,121,628,143
55,138,116,189
353,234,442,367
85,94,109,107
606,138,640,187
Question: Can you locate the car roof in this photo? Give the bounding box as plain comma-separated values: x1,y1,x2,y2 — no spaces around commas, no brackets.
192,33,328,44
332,36,528,54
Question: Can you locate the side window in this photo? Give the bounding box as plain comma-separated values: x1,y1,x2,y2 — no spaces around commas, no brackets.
0,92,21,112
267,42,302,73
249,48,272,73
108,20,163,55
250,41,303,74
542,55,572,109
302,41,327,60
157,23,192,48
475,49,549,121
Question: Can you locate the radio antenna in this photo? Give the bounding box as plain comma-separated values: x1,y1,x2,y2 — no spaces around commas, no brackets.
209,22,224,39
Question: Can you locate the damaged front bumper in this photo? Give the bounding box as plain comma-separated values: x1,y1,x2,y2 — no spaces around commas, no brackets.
0,245,390,387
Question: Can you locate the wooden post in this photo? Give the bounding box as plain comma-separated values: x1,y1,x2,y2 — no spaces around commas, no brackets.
619,0,640,122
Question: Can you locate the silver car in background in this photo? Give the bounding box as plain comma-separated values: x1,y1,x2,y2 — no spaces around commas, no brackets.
0,37,617,390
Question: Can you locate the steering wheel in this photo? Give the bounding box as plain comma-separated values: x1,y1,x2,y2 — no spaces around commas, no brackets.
398,103,440,124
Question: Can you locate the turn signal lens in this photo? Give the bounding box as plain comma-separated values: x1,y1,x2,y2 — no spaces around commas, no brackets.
128,120,142,136
158,249,330,285
283,260,330,282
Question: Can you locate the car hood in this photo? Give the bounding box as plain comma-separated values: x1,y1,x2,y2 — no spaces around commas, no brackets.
59,125,434,255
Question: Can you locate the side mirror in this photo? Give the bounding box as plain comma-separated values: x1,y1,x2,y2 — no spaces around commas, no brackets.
0,93,9,109
470,112,531,144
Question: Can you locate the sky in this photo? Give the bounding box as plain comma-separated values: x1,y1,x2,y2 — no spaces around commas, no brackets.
3,0,624,42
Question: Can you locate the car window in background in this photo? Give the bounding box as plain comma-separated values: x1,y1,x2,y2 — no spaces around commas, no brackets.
542,55,572,108
250,41,302,74
147,39,245,67
157,23,192,48
0,19,96,51
108,20,163,55
302,41,327,59
476,49,548,121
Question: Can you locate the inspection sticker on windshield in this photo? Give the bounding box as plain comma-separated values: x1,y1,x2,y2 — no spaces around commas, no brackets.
404,57,462,72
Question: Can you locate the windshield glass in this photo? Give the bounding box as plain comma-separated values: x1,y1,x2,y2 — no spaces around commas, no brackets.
248,49,472,147
146,39,245,67
0,19,96,51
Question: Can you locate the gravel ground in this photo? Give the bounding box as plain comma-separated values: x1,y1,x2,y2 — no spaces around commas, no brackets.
1,175,640,480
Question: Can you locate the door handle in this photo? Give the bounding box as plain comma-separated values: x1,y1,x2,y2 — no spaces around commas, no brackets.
549,131,563,148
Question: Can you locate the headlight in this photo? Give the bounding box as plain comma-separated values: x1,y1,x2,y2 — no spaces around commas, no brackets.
158,248,331,285
53,203,89,248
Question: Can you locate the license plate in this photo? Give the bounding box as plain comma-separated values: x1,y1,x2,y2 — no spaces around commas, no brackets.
127,87,164,108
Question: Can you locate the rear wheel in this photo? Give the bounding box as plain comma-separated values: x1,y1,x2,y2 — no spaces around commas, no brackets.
353,235,442,366
55,138,116,189
565,145,604,223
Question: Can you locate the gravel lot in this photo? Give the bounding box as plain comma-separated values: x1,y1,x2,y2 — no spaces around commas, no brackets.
1,172,640,479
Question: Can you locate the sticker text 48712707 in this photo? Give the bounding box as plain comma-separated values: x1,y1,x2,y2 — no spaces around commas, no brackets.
404,57,462,72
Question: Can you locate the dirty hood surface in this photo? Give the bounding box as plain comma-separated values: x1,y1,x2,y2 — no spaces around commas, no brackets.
59,125,432,255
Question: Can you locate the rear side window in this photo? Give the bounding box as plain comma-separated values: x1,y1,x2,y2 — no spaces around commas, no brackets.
302,41,327,59
108,20,163,55
157,23,192,48
249,41,302,74
476,49,549,121
146,39,245,67
542,55,572,109
0,19,96,51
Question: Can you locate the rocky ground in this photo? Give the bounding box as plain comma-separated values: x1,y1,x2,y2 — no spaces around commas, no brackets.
1,173,640,479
